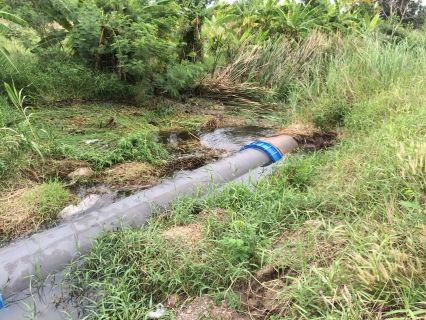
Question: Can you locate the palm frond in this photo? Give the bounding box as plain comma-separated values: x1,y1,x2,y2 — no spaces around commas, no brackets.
31,30,68,53
0,11,28,27
0,22,10,34
0,46,18,72
41,6,73,31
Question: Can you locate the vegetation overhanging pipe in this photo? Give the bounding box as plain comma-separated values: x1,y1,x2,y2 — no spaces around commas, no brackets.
0,135,298,302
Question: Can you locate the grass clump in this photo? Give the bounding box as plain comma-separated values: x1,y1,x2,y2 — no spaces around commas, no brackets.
75,132,170,169
0,180,72,242
23,181,73,223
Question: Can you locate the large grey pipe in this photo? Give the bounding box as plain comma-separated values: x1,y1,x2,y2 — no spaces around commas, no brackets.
0,135,297,301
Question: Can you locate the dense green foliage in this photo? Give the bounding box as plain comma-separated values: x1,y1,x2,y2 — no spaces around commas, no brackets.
1,0,425,104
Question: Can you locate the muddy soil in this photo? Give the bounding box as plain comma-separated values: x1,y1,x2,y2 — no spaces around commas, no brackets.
37,123,336,221
160,150,225,176
235,265,296,319
163,264,296,320
170,295,249,320
277,123,337,152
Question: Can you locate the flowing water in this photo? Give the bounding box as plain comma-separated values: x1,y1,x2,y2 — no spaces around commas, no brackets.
158,126,275,152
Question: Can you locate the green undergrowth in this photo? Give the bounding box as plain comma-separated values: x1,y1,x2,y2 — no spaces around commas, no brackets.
62,37,426,319
39,101,217,169
0,44,135,104
63,132,171,169
0,100,217,183
22,180,72,225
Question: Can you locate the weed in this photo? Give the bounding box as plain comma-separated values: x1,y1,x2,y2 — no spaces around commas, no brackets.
281,154,317,191
77,132,170,169
397,141,426,198
0,54,135,104
312,99,349,130
1,82,43,156
23,180,72,223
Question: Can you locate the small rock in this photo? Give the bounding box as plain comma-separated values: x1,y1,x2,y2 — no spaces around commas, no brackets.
67,167,93,180
59,194,101,219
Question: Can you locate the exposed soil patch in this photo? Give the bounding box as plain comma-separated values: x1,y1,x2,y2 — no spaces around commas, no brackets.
236,265,294,319
172,295,249,320
162,223,205,249
277,123,337,151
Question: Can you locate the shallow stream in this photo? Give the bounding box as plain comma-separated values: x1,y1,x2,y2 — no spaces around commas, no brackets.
158,125,275,151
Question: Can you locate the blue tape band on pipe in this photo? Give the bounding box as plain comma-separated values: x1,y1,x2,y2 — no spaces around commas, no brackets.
240,141,282,163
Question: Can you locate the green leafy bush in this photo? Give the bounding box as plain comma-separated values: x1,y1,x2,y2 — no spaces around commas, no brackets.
155,61,205,98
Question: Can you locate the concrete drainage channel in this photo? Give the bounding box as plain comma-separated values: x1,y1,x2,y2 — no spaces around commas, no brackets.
0,135,298,319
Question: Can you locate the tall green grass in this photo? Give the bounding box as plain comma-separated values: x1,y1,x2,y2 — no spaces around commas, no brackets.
0,45,136,104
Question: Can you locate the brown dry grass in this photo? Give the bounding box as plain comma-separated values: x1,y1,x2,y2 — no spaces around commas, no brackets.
173,295,249,320
0,183,39,239
37,159,89,180
100,161,158,191
1,185,45,239
0,181,74,242
276,122,316,140
196,207,227,222
204,116,222,129
161,223,205,249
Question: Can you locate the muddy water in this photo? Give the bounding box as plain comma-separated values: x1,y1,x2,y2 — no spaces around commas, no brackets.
198,126,275,151
159,126,275,152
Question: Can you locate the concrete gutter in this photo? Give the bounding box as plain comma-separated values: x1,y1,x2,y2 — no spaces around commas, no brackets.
0,135,297,302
